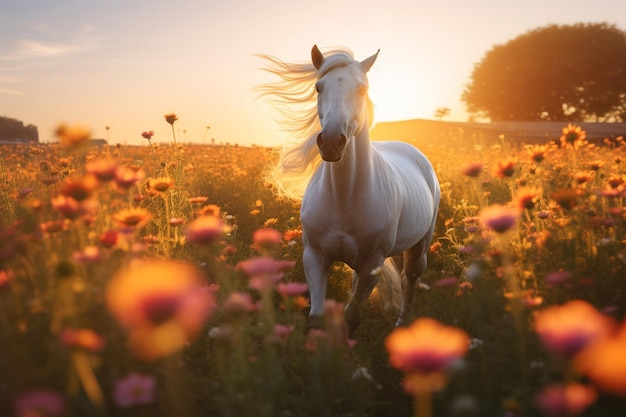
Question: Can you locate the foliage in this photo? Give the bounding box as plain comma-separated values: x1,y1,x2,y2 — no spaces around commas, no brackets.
462,23,626,122
0,122,625,417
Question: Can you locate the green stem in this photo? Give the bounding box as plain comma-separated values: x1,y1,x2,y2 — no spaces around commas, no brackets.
414,391,432,417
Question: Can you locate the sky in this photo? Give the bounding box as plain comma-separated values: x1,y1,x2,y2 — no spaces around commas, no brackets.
1,0,625,147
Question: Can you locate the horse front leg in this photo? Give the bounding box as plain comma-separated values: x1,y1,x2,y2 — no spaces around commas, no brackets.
345,256,384,336
303,245,331,329
396,242,428,327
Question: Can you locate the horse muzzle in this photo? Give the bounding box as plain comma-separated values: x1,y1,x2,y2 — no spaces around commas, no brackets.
317,132,347,162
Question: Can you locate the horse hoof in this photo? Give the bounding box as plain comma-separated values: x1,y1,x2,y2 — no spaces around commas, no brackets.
394,317,405,327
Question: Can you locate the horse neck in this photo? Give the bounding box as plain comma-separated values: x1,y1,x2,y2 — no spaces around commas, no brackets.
323,128,373,198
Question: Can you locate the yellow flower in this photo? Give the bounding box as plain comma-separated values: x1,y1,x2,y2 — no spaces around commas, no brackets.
56,123,91,147
560,123,587,150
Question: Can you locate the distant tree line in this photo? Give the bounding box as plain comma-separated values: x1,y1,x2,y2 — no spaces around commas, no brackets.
0,116,39,143
462,23,626,122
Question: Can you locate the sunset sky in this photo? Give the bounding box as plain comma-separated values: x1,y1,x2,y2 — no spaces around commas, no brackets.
1,0,625,147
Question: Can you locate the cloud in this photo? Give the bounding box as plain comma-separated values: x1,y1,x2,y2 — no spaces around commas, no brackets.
0,38,96,61
0,86,25,97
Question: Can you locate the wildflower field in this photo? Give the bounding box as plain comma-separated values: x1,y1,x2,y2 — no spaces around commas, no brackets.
0,121,625,417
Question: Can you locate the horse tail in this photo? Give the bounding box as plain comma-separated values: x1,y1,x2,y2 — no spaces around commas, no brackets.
372,257,403,317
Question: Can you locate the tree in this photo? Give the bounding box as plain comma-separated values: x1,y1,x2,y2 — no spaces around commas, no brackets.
433,107,451,120
462,23,626,122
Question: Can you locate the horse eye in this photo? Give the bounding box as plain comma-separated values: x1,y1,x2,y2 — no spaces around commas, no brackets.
315,83,321,93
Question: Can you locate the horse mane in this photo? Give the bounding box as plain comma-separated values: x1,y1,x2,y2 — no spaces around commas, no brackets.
256,47,375,200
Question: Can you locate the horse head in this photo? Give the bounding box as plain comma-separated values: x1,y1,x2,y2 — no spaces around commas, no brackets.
311,45,379,162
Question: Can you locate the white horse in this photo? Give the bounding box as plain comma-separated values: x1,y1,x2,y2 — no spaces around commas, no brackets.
258,45,440,335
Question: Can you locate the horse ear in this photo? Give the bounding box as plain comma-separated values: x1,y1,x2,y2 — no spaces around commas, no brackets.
360,49,380,72
311,45,324,70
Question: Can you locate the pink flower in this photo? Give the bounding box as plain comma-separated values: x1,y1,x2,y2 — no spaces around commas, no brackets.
185,215,226,246
252,227,283,252
14,389,65,417
236,257,296,292
385,318,469,374
221,292,258,317
114,166,145,190
479,204,520,233
106,259,217,360
236,257,295,277
534,300,616,357
277,282,309,298
51,195,83,220
265,324,295,346
113,372,156,408
544,271,573,286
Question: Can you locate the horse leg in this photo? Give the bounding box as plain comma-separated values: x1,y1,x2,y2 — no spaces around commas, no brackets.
345,257,384,336
303,245,331,328
396,241,429,327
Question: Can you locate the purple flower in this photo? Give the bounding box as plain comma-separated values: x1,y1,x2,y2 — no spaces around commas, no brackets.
113,372,156,408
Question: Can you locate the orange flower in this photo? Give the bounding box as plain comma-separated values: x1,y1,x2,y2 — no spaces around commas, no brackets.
0,269,13,292
283,228,302,242
197,203,220,216
147,177,174,193
493,157,516,178
534,300,615,357
460,162,483,177
573,170,595,185
60,176,99,202
588,159,605,171
112,207,152,228
61,328,105,351
85,159,118,182
574,322,626,396
550,188,582,211
514,187,541,211
106,258,216,360
385,318,469,374
188,196,209,205
535,383,597,416
560,123,587,149
526,144,552,163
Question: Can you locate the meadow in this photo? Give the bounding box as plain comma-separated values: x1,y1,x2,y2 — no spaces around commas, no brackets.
0,120,625,417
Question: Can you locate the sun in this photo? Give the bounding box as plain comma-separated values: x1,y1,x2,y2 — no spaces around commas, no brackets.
368,68,430,122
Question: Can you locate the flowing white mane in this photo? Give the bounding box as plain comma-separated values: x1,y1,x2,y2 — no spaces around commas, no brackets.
257,48,375,200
